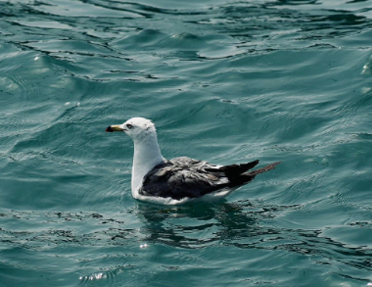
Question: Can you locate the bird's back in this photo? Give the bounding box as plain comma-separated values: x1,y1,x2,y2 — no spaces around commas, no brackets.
139,157,278,200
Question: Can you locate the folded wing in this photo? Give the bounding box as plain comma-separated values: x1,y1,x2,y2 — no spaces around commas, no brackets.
139,157,280,200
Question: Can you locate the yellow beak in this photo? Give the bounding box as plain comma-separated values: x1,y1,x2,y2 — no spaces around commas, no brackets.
106,125,124,132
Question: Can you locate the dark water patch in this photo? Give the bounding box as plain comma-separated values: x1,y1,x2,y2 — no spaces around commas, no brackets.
194,2,372,51
0,209,131,247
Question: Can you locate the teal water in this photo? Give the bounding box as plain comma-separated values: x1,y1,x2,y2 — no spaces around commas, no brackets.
1,0,372,286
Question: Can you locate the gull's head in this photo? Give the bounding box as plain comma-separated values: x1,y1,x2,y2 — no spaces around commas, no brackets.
106,117,157,142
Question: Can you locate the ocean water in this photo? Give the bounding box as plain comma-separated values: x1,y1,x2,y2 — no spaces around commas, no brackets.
1,0,372,286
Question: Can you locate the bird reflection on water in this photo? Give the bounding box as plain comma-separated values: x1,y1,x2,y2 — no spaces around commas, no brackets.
133,200,291,249
129,200,370,276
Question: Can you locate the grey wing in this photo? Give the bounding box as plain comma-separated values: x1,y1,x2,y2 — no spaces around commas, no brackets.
139,157,278,200
139,157,229,200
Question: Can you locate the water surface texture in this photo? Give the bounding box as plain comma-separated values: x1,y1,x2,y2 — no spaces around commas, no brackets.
1,0,372,286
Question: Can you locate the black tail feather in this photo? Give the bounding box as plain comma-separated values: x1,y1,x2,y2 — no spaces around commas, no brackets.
219,160,260,177
225,161,281,187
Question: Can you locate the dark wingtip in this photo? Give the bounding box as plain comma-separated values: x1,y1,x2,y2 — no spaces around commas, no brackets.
106,126,113,132
218,159,260,176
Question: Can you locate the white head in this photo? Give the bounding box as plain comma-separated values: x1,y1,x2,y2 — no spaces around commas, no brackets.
106,117,157,143
106,117,164,196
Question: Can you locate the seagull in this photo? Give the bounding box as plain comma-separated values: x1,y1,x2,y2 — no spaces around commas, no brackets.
106,117,280,205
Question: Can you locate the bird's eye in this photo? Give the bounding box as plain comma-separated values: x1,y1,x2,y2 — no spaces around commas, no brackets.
126,124,133,129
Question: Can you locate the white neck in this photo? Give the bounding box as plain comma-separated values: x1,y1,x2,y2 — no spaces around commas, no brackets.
131,136,165,198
